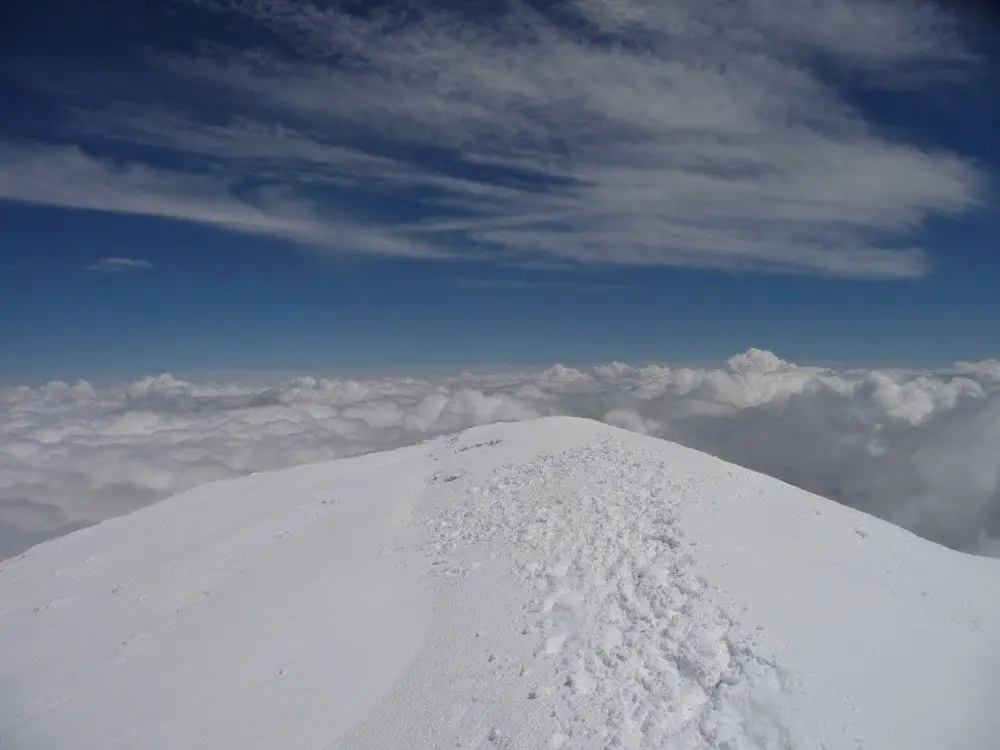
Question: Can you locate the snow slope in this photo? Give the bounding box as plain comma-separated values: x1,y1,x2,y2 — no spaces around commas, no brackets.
1,417,998,749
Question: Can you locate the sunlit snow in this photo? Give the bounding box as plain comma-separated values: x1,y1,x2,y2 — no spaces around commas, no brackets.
2,417,997,748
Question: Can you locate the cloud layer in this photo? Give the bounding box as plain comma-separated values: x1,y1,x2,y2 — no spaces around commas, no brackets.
0,0,988,275
3,350,1000,560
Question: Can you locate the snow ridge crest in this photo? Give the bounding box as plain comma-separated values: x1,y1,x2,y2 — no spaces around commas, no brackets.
421,436,816,748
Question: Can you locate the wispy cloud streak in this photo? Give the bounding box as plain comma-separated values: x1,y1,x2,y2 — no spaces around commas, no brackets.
85,257,155,273
0,0,988,275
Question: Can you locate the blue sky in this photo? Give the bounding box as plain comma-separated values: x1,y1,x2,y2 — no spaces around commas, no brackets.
1,0,998,383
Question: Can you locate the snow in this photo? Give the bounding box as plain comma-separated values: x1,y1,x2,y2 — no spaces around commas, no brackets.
1,416,998,749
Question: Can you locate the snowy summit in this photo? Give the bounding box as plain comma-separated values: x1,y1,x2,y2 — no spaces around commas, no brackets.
1,417,998,749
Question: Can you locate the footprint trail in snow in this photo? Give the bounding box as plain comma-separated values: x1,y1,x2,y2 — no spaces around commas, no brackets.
411,437,814,749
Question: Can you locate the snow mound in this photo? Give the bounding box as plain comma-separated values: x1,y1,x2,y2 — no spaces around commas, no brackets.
1,417,998,749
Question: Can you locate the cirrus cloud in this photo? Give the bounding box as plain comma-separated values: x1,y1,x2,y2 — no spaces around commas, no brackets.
0,0,989,276
85,257,155,273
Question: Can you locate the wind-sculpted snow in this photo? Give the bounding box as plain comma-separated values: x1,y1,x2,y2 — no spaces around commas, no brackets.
2,418,997,749
3,350,1000,559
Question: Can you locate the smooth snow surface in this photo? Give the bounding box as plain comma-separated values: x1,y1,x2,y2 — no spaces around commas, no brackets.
2,417,998,749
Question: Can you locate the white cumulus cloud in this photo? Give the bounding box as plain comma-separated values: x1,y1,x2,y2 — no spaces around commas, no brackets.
3,349,1000,560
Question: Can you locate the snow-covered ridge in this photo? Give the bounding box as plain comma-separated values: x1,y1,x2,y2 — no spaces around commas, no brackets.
2,417,998,749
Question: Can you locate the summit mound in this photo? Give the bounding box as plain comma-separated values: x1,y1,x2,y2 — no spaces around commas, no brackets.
2,417,998,749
